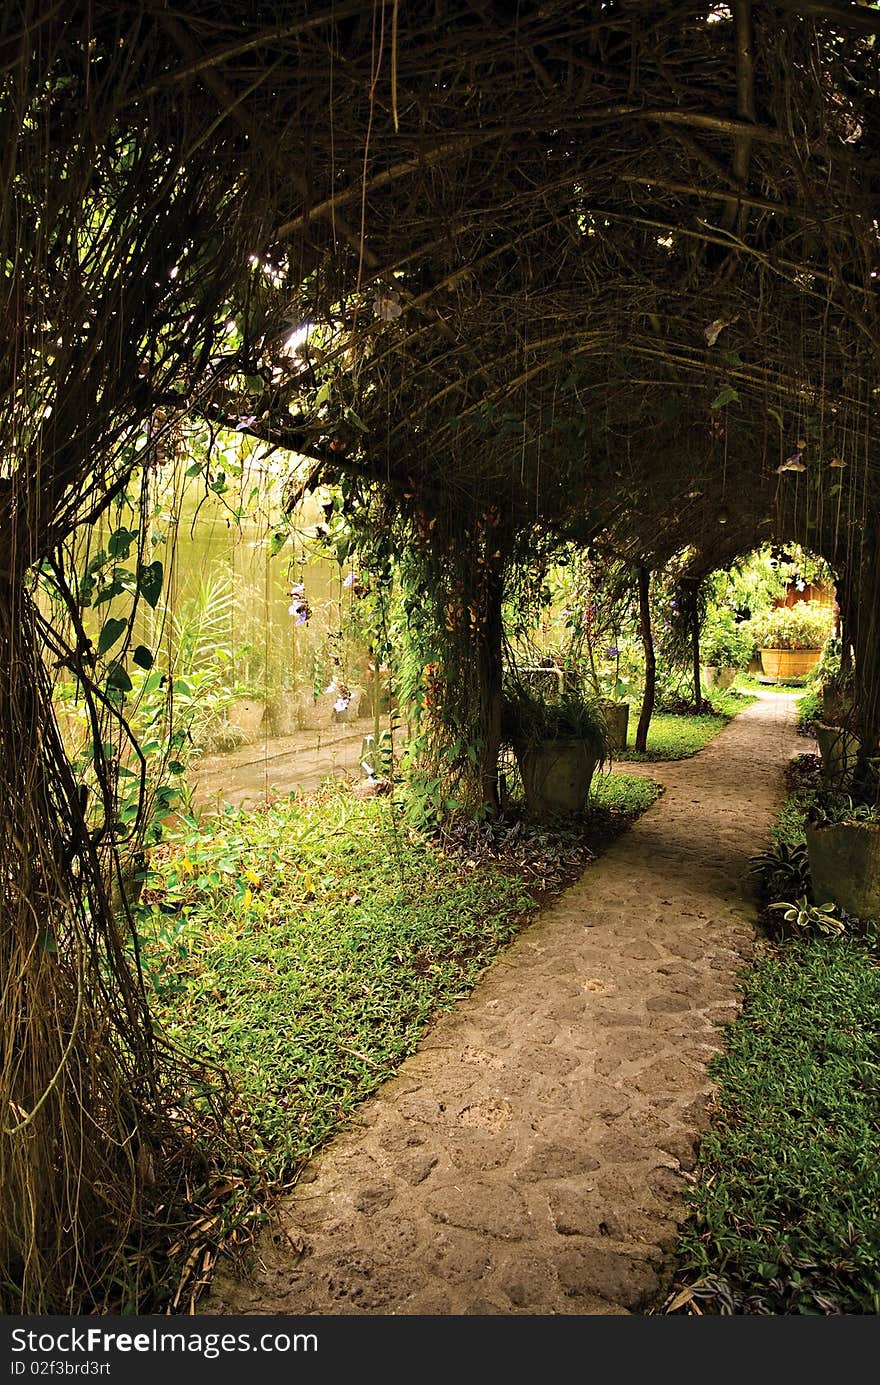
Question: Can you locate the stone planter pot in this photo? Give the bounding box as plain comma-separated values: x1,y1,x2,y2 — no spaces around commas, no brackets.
514,738,600,819
265,690,303,737
814,721,860,785
759,647,821,680
805,819,880,920
820,688,854,725
702,665,737,691
225,697,267,743
600,699,629,750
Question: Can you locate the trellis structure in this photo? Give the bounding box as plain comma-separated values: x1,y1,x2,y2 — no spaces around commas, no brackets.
3,0,880,1310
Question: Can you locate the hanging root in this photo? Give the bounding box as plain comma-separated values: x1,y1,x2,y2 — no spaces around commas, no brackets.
0,587,242,1313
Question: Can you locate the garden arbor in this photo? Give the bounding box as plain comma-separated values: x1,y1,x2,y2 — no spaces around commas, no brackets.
207,0,880,811
4,0,880,1310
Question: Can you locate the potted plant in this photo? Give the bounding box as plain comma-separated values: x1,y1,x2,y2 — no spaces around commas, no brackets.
747,601,831,681
591,660,630,750
804,794,880,920
502,682,611,819
598,682,630,750
814,655,855,723
701,613,751,690
587,644,630,750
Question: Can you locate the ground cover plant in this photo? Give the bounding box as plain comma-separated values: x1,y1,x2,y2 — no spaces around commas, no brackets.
136,771,660,1243
666,755,880,1314
795,689,822,736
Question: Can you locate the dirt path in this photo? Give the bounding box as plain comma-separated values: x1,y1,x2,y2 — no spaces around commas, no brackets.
208,692,806,1315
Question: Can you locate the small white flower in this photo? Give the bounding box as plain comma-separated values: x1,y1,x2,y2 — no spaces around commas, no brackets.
374,290,403,321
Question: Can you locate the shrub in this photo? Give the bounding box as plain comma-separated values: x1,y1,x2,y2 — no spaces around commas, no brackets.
749,840,812,901
747,600,832,652
768,896,845,939
809,794,880,826
701,611,752,669
501,682,611,759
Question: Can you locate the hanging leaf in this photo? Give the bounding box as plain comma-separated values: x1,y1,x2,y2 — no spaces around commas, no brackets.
132,644,154,670
269,530,289,557
315,381,332,408
96,616,128,656
767,406,784,431
107,527,137,559
94,573,133,605
344,406,369,432
137,560,164,608
106,662,132,694
710,384,739,411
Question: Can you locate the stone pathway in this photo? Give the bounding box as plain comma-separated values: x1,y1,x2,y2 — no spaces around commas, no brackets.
209,692,806,1316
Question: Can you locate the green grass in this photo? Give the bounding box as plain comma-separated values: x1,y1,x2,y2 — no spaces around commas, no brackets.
671,939,880,1315
617,691,754,762
142,791,534,1177
591,769,660,814
139,771,658,1183
667,757,880,1315
771,754,823,850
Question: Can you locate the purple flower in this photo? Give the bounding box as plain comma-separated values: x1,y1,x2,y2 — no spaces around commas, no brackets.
288,592,311,625
235,415,257,431
334,694,351,713
604,645,619,659
289,583,305,599
342,572,359,588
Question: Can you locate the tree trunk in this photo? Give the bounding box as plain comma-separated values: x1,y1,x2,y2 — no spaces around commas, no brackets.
0,586,153,1309
635,565,655,754
691,587,702,711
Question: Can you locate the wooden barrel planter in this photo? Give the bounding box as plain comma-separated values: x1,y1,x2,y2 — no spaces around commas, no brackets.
805,820,880,920
759,648,821,680
514,738,600,819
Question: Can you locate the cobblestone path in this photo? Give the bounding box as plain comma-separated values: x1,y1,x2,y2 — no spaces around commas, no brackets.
209,692,804,1315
